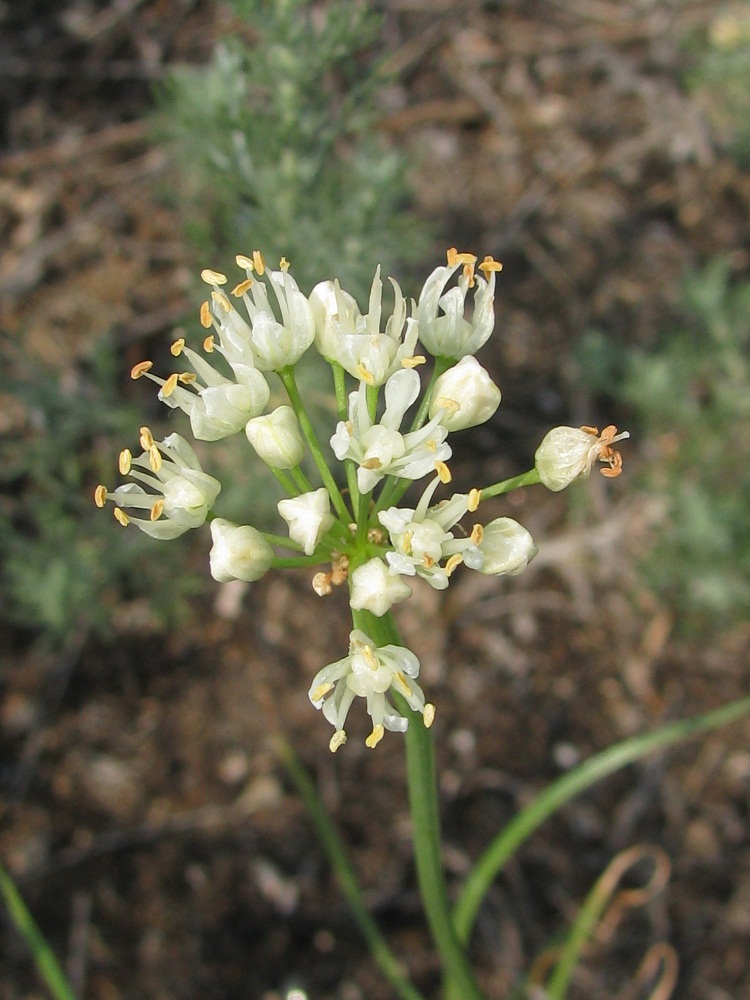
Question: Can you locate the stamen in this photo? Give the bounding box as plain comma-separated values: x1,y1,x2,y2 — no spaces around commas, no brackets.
118,449,132,475
445,553,463,576
401,355,427,368
161,373,179,398
94,484,107,507
478,255,503,275
139,426,154,449
178,372,197,385
252,250,265,275
355,362,375,386
312,572,333,596
433,396,460,414
170,338,185,356
311,681,334,702
329,730,347,753
235,254,253,270
199,301,212,329
362,645,379,671
470,523,483,544
113,508,129,526
435,460,452,483
423,704,436,728
200,268,227,286
279,257,290,271
150,498,165,521
211,290,231,313
365,724,384,749
231,278,253,297
131,360,153,379
148,444,162,472
392,671,412,697
362,458,383,470
203,335,215,352
468,488,481,512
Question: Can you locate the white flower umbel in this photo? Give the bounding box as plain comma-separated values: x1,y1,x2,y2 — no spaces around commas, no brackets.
309,268,422,386
308,629,435,751
535,425,630,491
417,248,503,359
428,356,502,431
209,519,274,583
216,252,315,372
378,474,483,590
245,405,305,469
94,429,220,539
278,488,335,555
330,367,451,494
349,557,413,616
474,517,537,576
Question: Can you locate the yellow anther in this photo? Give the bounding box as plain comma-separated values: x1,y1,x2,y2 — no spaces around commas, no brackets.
178,372,197,384
365,724,385,749
130,360,153,379
199,301,213,328
231,278,253,297
118,448,132,475
425,439,437,453
311,681,334,702
113,508,129,526
392,671,412,697
140,426,154,449
445,553,463,576
279,257,290,271
422,554,435,569
355,362,375,385
435,460,452,484
150,498,165,521
423,704,436,728
235,254,253,270
161,373,179,398
170,338,185,356
462,262,476,288
447,247,477,267
361,457,383,470
478,255,503,275
211,290,231,312
329,730,347,753
471,523,483,544
399,530,413,555
401,355,427,368
252,250,265,275
434,396,460,414
148,444,162,472
94,484,107,507
468,488,481,512
312,572,333,597
200,268,227,286
362,645,379,671
203,335,215,353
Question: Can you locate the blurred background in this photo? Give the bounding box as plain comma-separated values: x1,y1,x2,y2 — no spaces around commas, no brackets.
1,1,749,998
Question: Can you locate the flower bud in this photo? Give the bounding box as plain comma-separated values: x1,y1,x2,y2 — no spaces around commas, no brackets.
349,557,413,617
476,517,536,576
278,488,335,555
245,405,305,469
429,356,501,431
534,425,629,491
209,519,274,582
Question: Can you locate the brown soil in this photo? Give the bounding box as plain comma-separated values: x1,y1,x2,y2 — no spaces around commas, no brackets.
2,3,750,999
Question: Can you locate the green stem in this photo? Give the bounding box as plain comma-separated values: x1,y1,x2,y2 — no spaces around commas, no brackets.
290,464,313,493
277,738,428,1000
358,609,487,1000
263,532,305,551
452,694,750,945
0,862,78,1000
331,362,360,508
270,466,301,496
479,468,541,502
278,366,352,523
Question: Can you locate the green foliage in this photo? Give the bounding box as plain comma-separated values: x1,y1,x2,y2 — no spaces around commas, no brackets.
154,0,429,297
579,259,750,627
0,339,198,646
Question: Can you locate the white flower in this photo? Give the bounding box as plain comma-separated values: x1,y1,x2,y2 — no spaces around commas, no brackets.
428,355,502,431
221,252,315,371
417,249,502,359
209,519,274,582
309,269,421,386
94,430,220,538
378,476,483,590
535,425,630,491
277,488,335,555
330,368,451,494
475,517,537,576
349,558,412,616
308,629,435,751
131,331,270,442
245,405,305,469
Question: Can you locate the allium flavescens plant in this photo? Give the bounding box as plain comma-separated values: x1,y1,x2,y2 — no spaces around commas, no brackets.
91,247,750,1000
